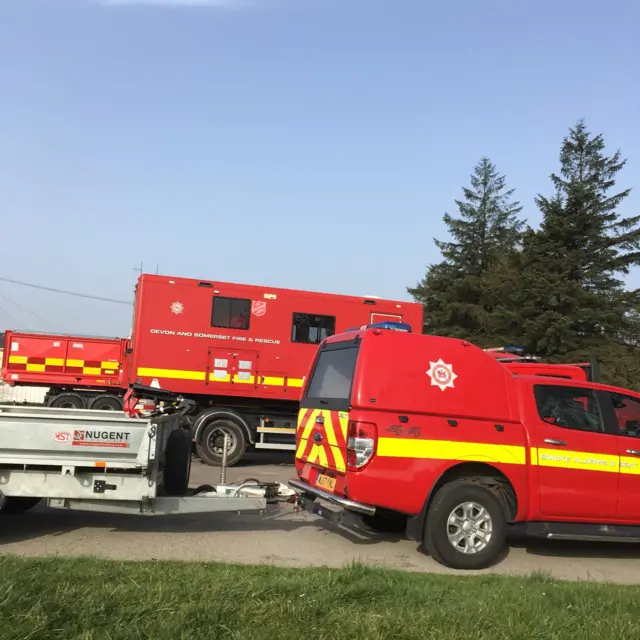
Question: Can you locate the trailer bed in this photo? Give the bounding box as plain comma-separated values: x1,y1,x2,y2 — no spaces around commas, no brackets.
0,405,292,516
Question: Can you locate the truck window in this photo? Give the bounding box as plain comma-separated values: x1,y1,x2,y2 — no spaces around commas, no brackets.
211,297,251,330
607,392,640,437
303,344,358,409
533,385,603,433
291,313,336,345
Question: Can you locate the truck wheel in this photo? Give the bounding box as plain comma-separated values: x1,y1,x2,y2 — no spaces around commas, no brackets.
163,427,192,496
49,393,85,409
424,480,507,570
362,509,407,534
89,395,123,411
197,420,246,467
0,496,41,514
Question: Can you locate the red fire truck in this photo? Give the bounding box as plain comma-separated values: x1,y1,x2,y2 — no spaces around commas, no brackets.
2,274,424,466
127,274,423,465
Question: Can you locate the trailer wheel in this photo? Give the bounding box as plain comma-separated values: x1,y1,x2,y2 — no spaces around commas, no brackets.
423,480,507,570
89,395,123,411
49,393,85,409
0,496,41,514
197,419,246,467
163,427,192,496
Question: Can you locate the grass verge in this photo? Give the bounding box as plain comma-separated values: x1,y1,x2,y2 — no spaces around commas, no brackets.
0,556,639,639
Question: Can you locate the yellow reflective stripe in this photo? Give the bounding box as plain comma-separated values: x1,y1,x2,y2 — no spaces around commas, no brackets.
530,447,538,465
138,367,206,381
536,448,618,473
337,411,349,440
300,409,320,441
233,374,255,384
620,457,640,474
45,358,64,366
323,412,345,472
82,367,101,375
209,372,231,382
25,363,45,372
295,408,319,458
66,359,84,367
101,361,119,369
306,443,328,467
330,445,346,472
8,355,28,364
377,438,527,465
134,368,304,386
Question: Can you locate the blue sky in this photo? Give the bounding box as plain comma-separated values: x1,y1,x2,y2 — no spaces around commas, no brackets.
1,0,639,336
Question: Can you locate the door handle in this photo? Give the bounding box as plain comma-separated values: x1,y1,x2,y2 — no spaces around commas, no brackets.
626,449,640,456
544,438,567,446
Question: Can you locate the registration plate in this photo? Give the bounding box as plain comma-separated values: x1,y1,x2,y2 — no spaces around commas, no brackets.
316,473,336,491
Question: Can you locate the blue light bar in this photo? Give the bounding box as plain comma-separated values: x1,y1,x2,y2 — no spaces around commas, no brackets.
484,346,525,354
345,321,412,333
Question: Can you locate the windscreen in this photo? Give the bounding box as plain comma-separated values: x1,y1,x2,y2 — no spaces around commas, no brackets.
304,344,358,409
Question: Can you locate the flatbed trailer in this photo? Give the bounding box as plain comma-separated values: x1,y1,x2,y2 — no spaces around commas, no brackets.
0,401,294,517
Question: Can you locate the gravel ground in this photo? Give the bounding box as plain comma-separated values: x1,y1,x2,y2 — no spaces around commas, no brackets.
1,451,640,584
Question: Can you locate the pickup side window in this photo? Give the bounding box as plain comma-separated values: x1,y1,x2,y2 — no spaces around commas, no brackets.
211,296,251,330
606,392,640,437
533,385,603,433
291,313,336,345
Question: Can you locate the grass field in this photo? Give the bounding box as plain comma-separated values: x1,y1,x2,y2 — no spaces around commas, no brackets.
1,557,639,639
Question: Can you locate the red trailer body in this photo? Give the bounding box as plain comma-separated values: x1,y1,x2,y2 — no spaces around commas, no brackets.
128,274,424,465
2,331,129,410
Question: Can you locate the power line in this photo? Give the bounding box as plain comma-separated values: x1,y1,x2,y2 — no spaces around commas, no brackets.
0,302,21,327
0,276,132,305
0,293,58,329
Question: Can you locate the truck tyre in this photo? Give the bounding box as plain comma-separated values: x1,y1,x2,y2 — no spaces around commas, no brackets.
362,509,407,534
196,419,246,467
424,480,507,570
0,496,41,514
163,427,192,496
89,395,123,411
49,393,85,409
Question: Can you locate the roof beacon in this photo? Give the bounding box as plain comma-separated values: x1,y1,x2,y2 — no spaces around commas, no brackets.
345,321,413,333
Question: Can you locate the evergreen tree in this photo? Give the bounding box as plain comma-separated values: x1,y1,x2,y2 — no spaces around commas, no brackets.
514,119,640,367
408,157,524,342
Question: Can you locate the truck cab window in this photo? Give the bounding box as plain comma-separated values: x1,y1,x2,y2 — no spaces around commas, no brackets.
211,297,251,330
291,313,336,345
607,392,640,437
533,385,603,433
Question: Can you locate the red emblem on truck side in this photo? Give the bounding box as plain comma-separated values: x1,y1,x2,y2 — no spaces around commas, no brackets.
252,301,267,317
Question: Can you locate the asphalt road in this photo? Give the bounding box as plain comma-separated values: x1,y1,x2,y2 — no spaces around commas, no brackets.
2,452,640,584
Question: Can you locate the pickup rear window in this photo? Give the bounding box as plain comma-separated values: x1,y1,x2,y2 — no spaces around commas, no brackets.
302,343,359,410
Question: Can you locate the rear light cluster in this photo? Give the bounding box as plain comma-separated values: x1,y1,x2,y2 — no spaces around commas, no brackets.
347,420,377,471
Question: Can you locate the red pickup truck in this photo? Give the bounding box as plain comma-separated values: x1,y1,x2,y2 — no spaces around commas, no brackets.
289,323,640,570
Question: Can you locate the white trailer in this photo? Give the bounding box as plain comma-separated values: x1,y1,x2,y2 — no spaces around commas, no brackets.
0,402,293,517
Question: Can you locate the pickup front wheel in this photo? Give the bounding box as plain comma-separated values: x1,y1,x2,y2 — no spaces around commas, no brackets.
424,480,507,570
